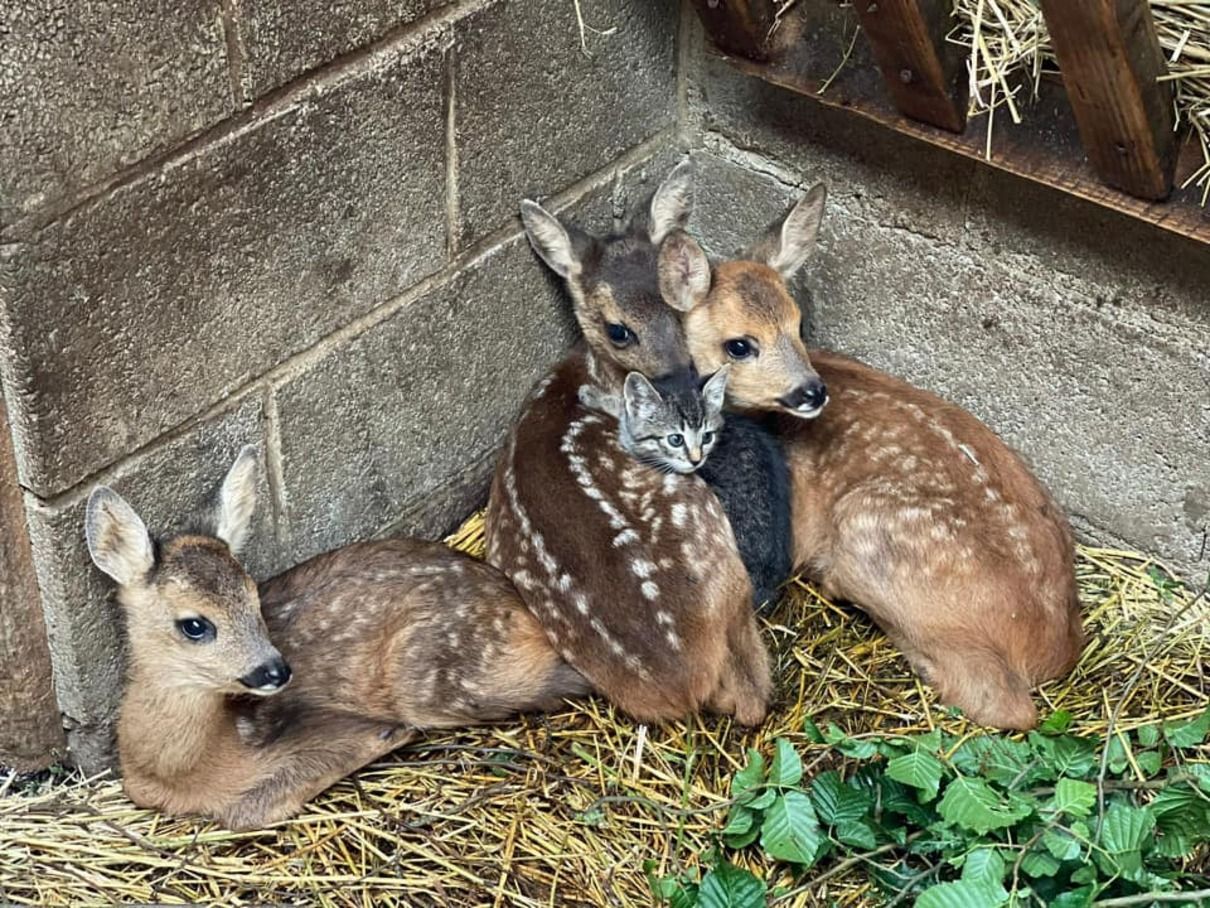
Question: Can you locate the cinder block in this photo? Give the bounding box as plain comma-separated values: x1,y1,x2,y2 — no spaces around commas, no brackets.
3,39,447,497
453,0,676,245
24,396,276,772
0,0,234,222
239,0,451,97
805,214,1210,579
691,54,976,245
274,230,577,565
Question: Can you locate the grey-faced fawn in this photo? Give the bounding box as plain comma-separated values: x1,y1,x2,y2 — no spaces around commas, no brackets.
485,162,773,725
86,446,587,830
668,184,1084,730
579,368,793,612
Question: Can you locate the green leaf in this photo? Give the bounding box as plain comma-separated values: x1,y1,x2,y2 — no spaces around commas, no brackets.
886,749,945,800
722,805,757,848
1043,828,1081,861
697,861,765,908
769,738,803,788
759,791,821,866
879,777,938,827
952,736,1038,787
1097,802,1156,875
1070,864,1096,885
823,723,880,759
732,749,766,800
916,879,1008,908
1039,710,1073,735
961,847,1007,888
1019,850,1061,878
1050,886,1095,908
803,717,825,744
746,787,776,811
1135,751,1163,777
1031,734,1097,779
809,771,871,824
1136,723,1160,747
835,818,878,850
1105,735,1130,774
1050,778,1097,818
938,777,1033,834
1163,707,1210,749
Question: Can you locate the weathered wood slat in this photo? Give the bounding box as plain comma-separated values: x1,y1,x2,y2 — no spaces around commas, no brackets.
689,0,778,61
853,0,967,133
0,397,64,770
1038,0,1176,200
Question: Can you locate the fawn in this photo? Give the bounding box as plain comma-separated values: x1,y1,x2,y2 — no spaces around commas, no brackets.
666,184,1084,730
86,446,587,830
485,161,773,725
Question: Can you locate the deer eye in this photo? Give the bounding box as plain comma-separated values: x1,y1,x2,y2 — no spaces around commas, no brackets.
605,322,635,348
724,338,756,360
177,617,215,643
667,433,685,447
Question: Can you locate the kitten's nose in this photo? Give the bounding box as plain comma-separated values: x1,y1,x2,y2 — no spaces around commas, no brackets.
688,446,703,465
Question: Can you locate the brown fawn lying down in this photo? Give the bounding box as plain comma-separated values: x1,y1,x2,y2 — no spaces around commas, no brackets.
666,185,1084,730
485,162,772,726
85,446,587,830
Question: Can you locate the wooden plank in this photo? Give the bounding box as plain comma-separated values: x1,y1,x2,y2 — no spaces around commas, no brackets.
689,0,778,61
853,0,967,133
1038,0,1176,200
0,396,65,769
718,44,1209,247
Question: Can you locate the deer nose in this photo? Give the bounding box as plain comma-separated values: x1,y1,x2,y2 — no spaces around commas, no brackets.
778,378,828,414
240,657,292,692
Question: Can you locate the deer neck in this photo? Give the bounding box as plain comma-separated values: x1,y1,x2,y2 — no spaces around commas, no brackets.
583,347,629,395
118,674,243,781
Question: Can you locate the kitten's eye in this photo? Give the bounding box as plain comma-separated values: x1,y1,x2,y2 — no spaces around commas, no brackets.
667,433,685,447
177,617,215,643
605,322,635,348
724,338,756,360
702,432,715,445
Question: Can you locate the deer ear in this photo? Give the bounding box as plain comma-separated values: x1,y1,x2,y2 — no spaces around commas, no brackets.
748,183,826,279
658,229,711,312
86,487,155,586
214,446,259,555
628,159,694,244
622,372,663,421
701,365,731,411
520,200,589,279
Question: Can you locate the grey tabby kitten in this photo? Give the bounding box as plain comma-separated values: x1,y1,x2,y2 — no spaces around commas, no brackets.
579,365,793,613
579,367,729,474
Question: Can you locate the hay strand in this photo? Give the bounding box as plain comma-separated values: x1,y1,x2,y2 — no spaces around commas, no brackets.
0,512,1206,906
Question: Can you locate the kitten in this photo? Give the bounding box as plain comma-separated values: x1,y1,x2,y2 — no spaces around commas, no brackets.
580,368,793,612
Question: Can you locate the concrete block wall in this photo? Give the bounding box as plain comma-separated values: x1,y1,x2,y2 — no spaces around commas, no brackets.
0,0,680,771
679,19,1210,586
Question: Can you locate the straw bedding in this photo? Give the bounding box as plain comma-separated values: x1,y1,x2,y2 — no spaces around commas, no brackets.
948,0,1210,200
1,510,1206,906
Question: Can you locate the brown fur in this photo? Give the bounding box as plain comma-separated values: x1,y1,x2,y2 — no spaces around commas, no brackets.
91,469,587,830
491,168,772,725
679,233,1083,730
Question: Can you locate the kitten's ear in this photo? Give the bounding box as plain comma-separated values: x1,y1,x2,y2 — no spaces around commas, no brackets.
702,365,731,412
658,230,711,312
214,446,259,556
623,372,663,422
746,183,826,279
579,384,622,419
520,200,591,279
86,487,155,587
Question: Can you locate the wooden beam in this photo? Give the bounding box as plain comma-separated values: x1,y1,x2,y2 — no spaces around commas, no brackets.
0,396,65,769
1038,0,1176,200
853,0,967,133
689,0,777,62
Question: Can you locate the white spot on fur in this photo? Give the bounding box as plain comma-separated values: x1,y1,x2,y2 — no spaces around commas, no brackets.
613,529,639,547
671,503,687,527
641,581,660,601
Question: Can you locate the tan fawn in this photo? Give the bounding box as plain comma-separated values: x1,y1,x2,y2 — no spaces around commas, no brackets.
86,446,587,830
665,186,1084,730
485,162,772,726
